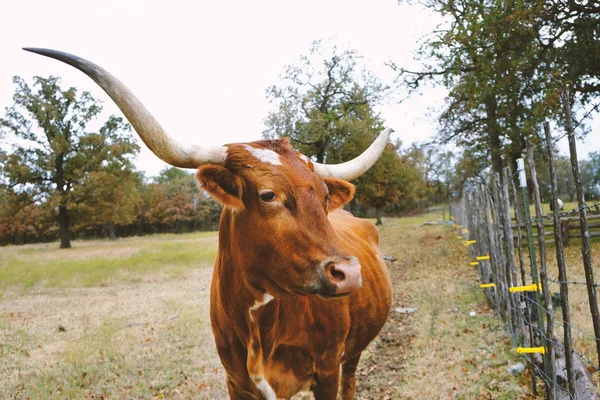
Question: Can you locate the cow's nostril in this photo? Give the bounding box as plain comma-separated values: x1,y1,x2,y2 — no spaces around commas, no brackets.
327,262,346,283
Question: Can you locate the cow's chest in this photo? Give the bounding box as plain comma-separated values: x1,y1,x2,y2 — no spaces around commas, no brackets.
246,299,348,399
260,344,315,398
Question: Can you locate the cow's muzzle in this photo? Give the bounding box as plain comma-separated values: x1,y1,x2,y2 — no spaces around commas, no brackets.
323,256,362,295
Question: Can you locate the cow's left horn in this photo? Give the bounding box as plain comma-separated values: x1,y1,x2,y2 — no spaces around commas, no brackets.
313,128,393,181
23,48,227,168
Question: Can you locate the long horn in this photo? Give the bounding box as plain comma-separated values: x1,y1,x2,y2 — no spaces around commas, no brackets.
313,128,393,181
23,48,227,168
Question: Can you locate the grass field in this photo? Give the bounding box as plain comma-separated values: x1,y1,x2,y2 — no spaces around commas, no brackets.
0,215,561,399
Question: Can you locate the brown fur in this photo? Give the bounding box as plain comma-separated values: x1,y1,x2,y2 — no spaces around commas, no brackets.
197,140,392,399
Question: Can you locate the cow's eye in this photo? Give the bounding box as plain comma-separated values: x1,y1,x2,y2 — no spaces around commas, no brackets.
259,190,276,202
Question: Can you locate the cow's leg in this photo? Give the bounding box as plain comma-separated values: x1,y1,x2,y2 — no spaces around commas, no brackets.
340,354,361,400
312,370,340,400
226,375,260,400
217,341,261,399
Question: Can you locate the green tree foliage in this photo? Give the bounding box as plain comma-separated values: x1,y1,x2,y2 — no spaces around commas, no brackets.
354,140,420,224
263,40,386,163
0,76,139,248
396,0,600,182
581,152,600,200
142,167,222,233
262,41,425,215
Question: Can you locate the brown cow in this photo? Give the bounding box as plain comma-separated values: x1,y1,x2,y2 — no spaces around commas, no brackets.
26,48,393,400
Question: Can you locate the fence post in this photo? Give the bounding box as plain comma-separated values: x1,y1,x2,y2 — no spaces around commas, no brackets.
509,175,527,286
502,167,525,344
544,121,576,398
560,219,570,247
485,183,505,320
517,157,549,395
526,140,556,399
510,166,538,395
563,89,600,366
492,174,510,328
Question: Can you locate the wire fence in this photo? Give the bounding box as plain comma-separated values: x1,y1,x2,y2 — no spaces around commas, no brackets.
450,91,600,400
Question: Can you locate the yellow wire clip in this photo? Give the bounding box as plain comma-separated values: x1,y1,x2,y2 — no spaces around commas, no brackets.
509,283,542,293
470,261,479,266
463,240,476,246
476,255,490,261
516,347,546,355
462,229,469,233
457,236,463,239
480,283,495,288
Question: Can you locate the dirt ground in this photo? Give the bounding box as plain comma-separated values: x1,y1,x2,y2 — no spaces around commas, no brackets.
1,217,536,399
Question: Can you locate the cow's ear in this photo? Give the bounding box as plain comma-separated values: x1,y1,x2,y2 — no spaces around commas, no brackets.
196,165,244,209
323,178,355,211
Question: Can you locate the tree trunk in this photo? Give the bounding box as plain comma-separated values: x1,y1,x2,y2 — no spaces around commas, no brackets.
484,94,504,179
58,205,71,249
375,206,383,226
108,221,117,241
349,198,357,215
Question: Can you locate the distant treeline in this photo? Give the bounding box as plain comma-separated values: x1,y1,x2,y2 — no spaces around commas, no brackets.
0,167,222,246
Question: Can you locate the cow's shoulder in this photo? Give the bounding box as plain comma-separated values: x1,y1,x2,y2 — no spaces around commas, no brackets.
328,209,379,249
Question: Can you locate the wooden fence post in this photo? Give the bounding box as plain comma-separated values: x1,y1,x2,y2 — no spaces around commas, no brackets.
526,140,556,399
502,167,525,344
560,220,570,247
544,121,576,398
563,89,600,366
517,156,549,395
509,175,528,286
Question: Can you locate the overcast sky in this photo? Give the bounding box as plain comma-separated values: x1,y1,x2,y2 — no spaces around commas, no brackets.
0,0,598,177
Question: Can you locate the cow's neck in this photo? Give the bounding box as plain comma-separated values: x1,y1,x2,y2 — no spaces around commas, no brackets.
214,209,275,327
215,208,278,397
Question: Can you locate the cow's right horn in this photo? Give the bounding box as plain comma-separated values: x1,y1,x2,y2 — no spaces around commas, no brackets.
23,48,227,169
312,128,393,181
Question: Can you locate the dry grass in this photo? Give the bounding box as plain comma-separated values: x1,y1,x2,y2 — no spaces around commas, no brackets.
543,240,600,386
0,234,226,399
353,215,540,399
0,218,547,399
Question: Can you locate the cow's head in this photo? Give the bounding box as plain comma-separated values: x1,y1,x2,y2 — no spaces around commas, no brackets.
25,48,392,299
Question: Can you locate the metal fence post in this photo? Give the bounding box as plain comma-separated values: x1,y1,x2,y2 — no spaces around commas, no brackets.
526,141,556,399
517,157,549,395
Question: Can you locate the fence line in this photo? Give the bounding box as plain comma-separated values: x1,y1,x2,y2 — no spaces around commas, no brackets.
450,111,600,398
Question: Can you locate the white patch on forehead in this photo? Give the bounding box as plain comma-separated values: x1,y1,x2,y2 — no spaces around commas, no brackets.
255,377,276,400
243,145,282,166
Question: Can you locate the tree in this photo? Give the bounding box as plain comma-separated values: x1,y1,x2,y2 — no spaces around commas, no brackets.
71,169,143,240
396,0,600,185
262,40,425,216
354,140,420,224
0,76,139,248
581,152,600,200
263,40,386,163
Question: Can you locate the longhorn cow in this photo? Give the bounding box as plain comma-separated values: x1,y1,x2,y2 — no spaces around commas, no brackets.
25,48,393,400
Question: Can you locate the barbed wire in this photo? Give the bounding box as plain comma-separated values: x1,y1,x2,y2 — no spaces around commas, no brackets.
473,248,600,393
547,276,600,289
510,202,600,226
554,319,600,350
487,284,575,399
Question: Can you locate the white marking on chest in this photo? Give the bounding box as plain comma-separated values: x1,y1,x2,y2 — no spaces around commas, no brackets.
243,145,282,166
255,377,277,400
249,293,274,321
